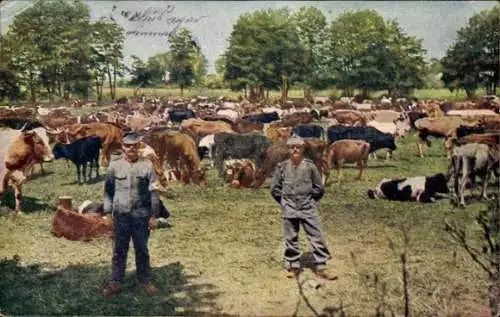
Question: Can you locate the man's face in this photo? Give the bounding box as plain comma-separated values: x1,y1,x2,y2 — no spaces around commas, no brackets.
122,142,140,161
288,144,305,160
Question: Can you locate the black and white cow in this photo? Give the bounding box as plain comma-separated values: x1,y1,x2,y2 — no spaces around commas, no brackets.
367,173,449,203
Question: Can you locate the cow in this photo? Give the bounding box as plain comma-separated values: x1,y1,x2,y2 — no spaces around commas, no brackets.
52,136,102,184
59,122,123,167
231,119,264,134
142,131,207,186
223,159,256,188
291,124,325,139
265,124,292,141
407,111,429,129
449,143,499,207
52,205,113,241
251,138,329,188
367,173,450,203
180,119,234,138
281,112,314,127
414,116,479,158
331,110,369,126
213,133,271,177
327,125,397,159
325,139,371,183
198,134,215,163
168,109,196,124
0,124,54,214
242,112,280,124
137,141,169,195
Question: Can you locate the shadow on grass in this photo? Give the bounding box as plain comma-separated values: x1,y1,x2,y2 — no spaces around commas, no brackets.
0,193,50,214
0,256,229,316
25,170,55,181
61,175,104,186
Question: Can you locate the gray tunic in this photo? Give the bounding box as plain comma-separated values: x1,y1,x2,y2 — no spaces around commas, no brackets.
103,157,160,218
270,158,324,219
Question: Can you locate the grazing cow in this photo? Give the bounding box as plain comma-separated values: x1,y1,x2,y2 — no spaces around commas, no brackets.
52,136,101,184
326,140,370,182
407,111,429,129
367,173,449,203
450,143,499,207
213,133,271,177
291,124,324,139
223,159,256,188
242,112,280,124
251,139,329,188
414,116,479,158
231,119,264,133
327,126,397,159
168,109,196,124
0,124,54,214
60,122,123,167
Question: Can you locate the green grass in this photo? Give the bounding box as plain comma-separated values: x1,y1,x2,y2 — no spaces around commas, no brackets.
0,131,494,316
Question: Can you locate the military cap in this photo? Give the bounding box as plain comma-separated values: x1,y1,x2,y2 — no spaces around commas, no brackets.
287,135,305,147
122,132,142,144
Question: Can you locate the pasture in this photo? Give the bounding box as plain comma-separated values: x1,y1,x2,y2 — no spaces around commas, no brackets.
0,127,494,316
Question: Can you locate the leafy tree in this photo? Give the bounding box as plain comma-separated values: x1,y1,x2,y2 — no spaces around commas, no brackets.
90,18,126,100
168,28,198,95
224,8,306,101
290,6,327,98
442,5,499,96
423,58,444,89
146,52,172,86
326,10,426,98
128,55,153,88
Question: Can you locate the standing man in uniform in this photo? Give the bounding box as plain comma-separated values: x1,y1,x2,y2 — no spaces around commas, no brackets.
101,132,160,297
270,136,336,280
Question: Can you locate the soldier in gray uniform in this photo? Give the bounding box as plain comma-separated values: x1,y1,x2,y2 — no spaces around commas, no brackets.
101,132,161,297
270,136,336,280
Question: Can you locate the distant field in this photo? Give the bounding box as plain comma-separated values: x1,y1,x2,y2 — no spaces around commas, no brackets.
0,127,494,316
106,87,483,101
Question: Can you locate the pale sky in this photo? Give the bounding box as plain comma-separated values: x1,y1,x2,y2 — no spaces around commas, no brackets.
1,1,497,73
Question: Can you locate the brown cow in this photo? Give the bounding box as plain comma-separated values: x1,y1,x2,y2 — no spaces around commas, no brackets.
281,112,314,127
1,125,54,214
414,116,479,157
223,159,256,188
137,142,168,195
265,123,292,141
331,110,369,126
62,122,123,167
143,131,207,186
180,119,234,138
231,119,264,133
326,139,371,183
251,138,329,188
52,205,113,241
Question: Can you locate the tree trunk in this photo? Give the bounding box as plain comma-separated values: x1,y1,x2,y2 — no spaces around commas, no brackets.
304,87,313,103
244,86,247,99
266,89,269,99
280,76,289,105
465,88,476,99
180,85,184,96
107,68,113,99
112,69,117,100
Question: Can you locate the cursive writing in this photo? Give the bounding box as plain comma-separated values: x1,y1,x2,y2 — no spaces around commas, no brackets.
110,5,208,39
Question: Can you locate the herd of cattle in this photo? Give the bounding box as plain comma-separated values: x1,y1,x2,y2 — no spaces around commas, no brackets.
0,94,499,215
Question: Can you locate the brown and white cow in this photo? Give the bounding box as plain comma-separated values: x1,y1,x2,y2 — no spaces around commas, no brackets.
223,159,256,188
0,124,54,214
325,139,371,183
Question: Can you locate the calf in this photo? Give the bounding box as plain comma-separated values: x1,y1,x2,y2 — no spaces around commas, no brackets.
450,143,499,207
52,136,101,184
326,140,370,182
223,159,256,188
368,173,449,203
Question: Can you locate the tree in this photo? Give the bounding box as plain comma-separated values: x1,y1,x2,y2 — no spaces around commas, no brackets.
146,52,173,86
224,8,306,102
423,58,444,89
2,0,93,101
128,55,153,88
290,6,327,99
442,5,499,97
90,18,126,100
326,10,426,98
168,28,198,95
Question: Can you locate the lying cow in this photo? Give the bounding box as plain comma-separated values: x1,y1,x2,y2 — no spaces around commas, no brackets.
223,159,256,188
449,143,499,207
367,173,449,203
52,136,102,184
326,139,371,183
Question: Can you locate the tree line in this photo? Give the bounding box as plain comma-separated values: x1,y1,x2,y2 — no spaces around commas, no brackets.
0,0,498,103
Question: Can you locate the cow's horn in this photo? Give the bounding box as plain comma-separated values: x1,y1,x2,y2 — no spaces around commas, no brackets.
19,122,28,132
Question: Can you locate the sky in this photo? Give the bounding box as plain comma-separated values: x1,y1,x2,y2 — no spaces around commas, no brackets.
0,1,497,73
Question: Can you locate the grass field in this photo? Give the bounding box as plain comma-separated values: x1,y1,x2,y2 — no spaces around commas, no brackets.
0,129,495,316
105,87,483,102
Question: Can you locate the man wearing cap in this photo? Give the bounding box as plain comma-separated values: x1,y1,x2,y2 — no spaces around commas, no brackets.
101,132,161,297
270,136,336,280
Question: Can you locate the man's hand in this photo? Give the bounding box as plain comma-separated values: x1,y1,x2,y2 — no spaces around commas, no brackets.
149,217,158,230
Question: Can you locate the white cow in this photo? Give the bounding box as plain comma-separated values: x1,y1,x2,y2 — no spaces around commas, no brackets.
198,134,216,167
